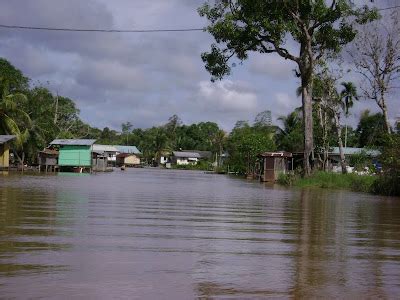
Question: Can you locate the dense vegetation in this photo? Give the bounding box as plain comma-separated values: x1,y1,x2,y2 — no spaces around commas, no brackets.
1,2,399,196
0,58,277,170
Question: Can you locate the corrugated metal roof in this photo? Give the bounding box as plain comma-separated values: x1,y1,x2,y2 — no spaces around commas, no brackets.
329,147,380,157
115,145,141,154
50,139,96,146
182,150,212,158
260,151,292,158
173,151,201,158
0,135,16,144
93,144,119,152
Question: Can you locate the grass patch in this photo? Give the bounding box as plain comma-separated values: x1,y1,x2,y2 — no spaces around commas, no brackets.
278,171,376,193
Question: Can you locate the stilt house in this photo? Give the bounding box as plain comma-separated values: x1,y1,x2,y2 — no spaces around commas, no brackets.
0,135,16,169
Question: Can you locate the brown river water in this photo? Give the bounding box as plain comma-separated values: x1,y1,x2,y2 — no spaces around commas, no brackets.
0,169,400,299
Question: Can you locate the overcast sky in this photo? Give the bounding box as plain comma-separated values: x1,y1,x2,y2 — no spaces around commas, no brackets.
0,0,398,131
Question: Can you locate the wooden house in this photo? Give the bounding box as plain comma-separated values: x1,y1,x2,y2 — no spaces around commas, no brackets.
259,151,293,182
116,153,141,167
92,144,119,166
50,139,96,172
38,148,59,172
92,151,111,172
0,135,16,169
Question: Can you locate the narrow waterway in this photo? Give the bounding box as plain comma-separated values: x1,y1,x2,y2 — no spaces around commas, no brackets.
1,169,399,298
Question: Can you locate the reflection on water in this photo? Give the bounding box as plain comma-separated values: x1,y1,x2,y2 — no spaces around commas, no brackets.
1,169,400,298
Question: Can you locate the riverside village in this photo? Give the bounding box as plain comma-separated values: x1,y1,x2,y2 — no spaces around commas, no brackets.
1,1,400,299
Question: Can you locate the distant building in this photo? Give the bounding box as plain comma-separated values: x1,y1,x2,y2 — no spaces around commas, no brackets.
92,144,142,167
259,151,293,182
328,147,380,165
92,145,119,166
0,135,16,169
181,150,212,160
171,151,201,165
116,153,141,166
38,148,59,172
50,139,96,172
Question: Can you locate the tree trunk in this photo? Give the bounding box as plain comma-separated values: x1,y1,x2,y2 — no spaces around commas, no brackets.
13,150,25,172
334,114,346,174
380,98,391,134
301,82,313,177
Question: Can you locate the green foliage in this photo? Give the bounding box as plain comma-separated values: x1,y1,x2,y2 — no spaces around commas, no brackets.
277,173,297,186
174,160,211,171
370,174,400,197
198,0,377,80
0,58,29,93
370,135,400,196
294,171,375,193
357,110,387,147
226,122,276,174
349,150,371,171
276,109,304,153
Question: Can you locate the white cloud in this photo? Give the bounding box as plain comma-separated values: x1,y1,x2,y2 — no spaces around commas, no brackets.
249,53,296,80
194,80,258,113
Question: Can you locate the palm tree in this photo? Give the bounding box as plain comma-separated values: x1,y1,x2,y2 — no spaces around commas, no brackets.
340,82,358,148
0,82,31,167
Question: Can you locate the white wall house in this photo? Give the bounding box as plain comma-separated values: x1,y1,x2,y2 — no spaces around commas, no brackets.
92,145,118,165
172,151,201,165
93,145,142,166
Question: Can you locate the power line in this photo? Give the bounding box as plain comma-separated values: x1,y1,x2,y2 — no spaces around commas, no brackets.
0,6,397,34
0,24,204,33
378,5,400,11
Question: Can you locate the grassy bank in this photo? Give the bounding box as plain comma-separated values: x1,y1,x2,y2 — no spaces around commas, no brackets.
278,172,377,193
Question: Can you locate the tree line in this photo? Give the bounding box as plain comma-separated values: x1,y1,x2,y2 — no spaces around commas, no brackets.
198,0,399,176
0,54,396,177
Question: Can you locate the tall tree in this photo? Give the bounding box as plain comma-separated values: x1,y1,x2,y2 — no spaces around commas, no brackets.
276,108,304,153
121,122,133,145
356,110,387,147
199,0,376,176
0,58,29,93
350,10,400,133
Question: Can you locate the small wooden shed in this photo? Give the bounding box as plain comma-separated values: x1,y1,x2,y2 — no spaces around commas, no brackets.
92,151,112,172
0,135,16,169
259,151,293,182
38,148,59,172
50,139,96,172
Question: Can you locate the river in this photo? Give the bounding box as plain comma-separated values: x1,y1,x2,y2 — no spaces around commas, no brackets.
1,169,399,298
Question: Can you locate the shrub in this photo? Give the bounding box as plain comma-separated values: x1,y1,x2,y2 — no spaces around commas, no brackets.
370,171,400,196
277,173,297,186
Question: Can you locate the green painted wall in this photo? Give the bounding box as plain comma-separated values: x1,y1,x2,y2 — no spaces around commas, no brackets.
58,145,92,167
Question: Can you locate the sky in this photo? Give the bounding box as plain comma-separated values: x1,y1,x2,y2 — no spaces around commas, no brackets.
0,0,398,132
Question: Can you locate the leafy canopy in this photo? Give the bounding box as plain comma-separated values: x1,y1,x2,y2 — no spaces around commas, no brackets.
199,0,378,80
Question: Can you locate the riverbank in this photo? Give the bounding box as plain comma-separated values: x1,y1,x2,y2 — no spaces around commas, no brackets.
278,171,399,196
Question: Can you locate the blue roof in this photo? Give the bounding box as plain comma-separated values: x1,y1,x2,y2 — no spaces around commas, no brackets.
115,145,141,155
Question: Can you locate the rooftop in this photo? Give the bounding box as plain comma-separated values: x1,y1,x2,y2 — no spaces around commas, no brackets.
0,135,16,144
182,150,212,159
260,151,293,158
50,139,96,146
173,151,201,158
93,144,119,152
115,145,141,155
329,147,380,157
